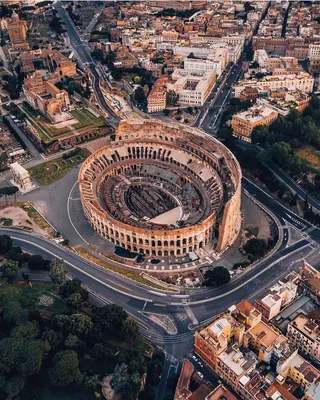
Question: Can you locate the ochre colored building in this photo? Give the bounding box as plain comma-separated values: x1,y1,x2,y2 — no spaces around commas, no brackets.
79,119,242,260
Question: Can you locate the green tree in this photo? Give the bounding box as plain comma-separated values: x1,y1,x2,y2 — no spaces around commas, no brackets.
91,48,104,61
65,334,83,350
52,314,93,337
0,260,19,282
66,292,83,309
0,337,22,373
0,234,12,254
133,76,141,84
17,340,46,376
166,90,179,106
0,374,25,398
204,266,231,287
91,343,106,360
11,321,39,340
120,318,139,340
20,292,39,311
3,301,22,324
49,350,80,387
83,374,99,391
41,329,63,351
134,86,146,104
243,238,268,258
59,278,88,302
49,259,67,284
94,304,128,334
28,254,47,270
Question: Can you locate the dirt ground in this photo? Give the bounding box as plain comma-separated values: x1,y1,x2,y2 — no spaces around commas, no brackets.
242,194,271,240
0,205,50,236
87,137,112,152
101,375,121,400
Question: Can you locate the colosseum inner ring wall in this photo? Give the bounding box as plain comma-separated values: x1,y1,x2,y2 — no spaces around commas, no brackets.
79,119,242,258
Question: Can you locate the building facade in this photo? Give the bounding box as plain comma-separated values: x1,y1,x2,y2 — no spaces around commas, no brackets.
287,314,320,361
79,119,242,259
231,105,278,143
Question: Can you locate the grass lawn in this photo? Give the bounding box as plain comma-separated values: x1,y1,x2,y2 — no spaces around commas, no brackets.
70,108,106,130
28,148,91,186
0,281,66,314
245,226,259,238
0,217,13,226
122,73,136,83
23,104,106,142
295,145,320,171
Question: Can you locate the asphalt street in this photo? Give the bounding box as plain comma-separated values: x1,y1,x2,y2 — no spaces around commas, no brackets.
4,5,320,398
54,1,120,128
197,62,244,133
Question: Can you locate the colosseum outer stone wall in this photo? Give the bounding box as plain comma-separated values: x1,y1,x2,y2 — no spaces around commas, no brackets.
79,119,242,258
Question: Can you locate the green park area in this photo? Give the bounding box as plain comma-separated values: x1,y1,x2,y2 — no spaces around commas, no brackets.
0,234,161,400
22,102,108,144
28,148,91,186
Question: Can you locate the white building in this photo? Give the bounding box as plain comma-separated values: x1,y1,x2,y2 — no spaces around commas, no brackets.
167,69,216,106
308,43,320,60
233,72,314,97
184,47,229,77
175,43,241,64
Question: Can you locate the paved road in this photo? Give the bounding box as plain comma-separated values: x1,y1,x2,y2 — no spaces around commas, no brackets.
198,62,244,133
267,161,320,213
54,1,120,128
236,140,320,213
1,176,317,338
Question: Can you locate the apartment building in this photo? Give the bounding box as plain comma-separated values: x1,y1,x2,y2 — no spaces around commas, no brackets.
287,313,320,360
195,299,320,400
161,30,179,43
184,47,229,78
244,320,288,363
256,90,310,117
216,344,258,391
298,263,320,304
308,43,320,59
253,49,300,73
304,378,320,400
166,69,216,106
231,105,278,143
147,76,168,113
194,313,236,370
254,279,297,320
277,352,320,393
174,43,241,64
233,72,314,98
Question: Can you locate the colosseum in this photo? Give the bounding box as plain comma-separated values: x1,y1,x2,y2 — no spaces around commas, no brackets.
79,119,242,258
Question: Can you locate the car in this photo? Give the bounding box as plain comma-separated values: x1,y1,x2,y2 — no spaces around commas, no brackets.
192,355,198,361
197,372,204,378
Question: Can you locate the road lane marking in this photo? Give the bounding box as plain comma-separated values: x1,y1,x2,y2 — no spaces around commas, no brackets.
67,180,90,245
148,290,167,297
170,242,312,306
11,236,150,302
